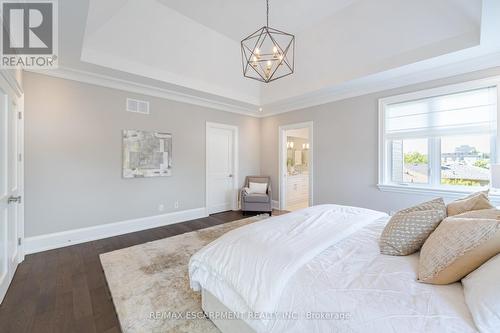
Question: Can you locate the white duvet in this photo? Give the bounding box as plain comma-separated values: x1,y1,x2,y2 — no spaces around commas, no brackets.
189,205,477,333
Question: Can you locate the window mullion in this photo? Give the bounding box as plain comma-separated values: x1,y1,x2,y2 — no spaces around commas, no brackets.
429,137,441,187
491,133,497,165
428,99,437,187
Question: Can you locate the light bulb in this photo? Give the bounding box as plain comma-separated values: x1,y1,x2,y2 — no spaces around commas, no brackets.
266,60,272,69
255,48,261,59
278,54,284,66
272,46,278,58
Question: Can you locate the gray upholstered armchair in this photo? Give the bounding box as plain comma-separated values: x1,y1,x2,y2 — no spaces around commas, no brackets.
241,176,272,215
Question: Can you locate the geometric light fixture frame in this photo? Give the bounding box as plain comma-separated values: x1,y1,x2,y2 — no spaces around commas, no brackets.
241,0,295,83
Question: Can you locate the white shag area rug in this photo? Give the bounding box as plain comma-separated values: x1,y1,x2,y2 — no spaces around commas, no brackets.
100,215,268,333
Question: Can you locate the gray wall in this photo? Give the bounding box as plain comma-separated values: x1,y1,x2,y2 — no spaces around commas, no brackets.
24,72,261,237
261,67,500,214
25,66,500,238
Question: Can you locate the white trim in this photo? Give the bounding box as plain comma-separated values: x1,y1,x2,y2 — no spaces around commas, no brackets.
262,51,500,117
81,47,260,107
206,122,239,214
378,76,500,195
378,76,500,106
0,71,23,98
16,96,25,263
0,75,26,263
271,200,280,210
378,184,500,205
24,207,208,254
26,67,260,116
24,51,500,119
25,52,500,120
0,70,24,306
278,121,314,210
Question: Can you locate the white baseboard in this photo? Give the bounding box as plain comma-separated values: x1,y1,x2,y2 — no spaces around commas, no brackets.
272,200,280,210
207,203,233,215
24,207,208,254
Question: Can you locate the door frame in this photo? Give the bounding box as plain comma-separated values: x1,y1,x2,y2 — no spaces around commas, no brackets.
0,70,24,304
0,70,24,263
278,121,314,210
206,122,239,214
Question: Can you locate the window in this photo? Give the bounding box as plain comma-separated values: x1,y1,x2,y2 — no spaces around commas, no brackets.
379,81,498,194
392,138,429,184
441,134,491,186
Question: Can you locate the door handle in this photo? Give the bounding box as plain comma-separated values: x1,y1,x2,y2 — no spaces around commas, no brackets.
228,174,233,178
8,196,21,204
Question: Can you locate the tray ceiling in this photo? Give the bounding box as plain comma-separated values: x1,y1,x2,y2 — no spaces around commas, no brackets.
38,0,500,116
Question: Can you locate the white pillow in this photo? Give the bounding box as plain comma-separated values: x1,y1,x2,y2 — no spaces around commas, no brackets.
248,182,267,194
462,254,500,333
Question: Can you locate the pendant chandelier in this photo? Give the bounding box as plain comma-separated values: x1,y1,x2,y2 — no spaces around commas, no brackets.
241,0,295,83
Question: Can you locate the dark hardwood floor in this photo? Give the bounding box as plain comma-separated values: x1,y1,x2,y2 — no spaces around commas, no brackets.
0,210,287,333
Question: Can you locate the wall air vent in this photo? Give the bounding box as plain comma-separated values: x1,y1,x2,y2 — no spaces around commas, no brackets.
126,98,150,114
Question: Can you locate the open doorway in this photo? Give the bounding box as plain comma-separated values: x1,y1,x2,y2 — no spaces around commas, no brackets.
279,122,313,211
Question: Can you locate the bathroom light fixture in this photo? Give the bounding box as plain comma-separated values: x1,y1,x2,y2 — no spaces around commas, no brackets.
241,0,295,83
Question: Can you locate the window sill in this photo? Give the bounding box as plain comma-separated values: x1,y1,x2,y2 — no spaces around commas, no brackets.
377,184,500,205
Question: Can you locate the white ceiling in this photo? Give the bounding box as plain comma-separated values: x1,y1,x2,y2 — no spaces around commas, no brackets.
39,0,500,116
157,0,360,42
262,0,484,104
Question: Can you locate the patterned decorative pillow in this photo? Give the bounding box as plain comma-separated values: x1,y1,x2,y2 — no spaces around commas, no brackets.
446,191,493,216
418,209,500,285
379,198,447,256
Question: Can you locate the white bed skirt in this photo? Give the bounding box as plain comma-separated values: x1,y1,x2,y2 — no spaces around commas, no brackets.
202,288,257,333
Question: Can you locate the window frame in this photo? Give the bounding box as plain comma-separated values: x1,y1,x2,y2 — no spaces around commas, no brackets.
378,77,500,200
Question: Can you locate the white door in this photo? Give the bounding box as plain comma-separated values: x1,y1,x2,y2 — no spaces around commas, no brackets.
0,92,21,303
207,124,237,214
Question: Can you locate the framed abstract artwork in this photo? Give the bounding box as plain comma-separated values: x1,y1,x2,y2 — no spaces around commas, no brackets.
122,129,172,178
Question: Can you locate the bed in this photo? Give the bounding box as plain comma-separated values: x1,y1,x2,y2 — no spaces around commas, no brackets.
189,205,478,333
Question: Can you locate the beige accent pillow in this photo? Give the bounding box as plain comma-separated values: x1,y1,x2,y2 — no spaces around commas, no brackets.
248,182,268,194
418,209,500,284
379,198,446,256
446,191,493,216
462,254,500,333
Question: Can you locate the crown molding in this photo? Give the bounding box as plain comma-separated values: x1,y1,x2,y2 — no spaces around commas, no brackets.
261,51,500,117
0,69,23,97
81,47,262,106
25,66,261,117
25,50,500,119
